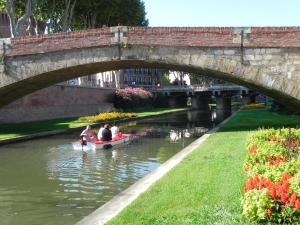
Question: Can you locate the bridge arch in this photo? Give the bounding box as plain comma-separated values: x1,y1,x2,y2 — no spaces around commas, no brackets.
1,27,300,109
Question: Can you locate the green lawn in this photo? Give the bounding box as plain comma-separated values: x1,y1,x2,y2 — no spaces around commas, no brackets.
106,108,300,225
0,108,187,140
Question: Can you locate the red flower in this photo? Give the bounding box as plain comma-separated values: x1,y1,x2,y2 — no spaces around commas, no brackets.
248,145,258,154
281,172,292,182
268,155,287,166
295,199,300,209
268,135,277,141
269,187,276,199
283,139,300,147
281,193,289,205
290,192,297,205
266,208,272,217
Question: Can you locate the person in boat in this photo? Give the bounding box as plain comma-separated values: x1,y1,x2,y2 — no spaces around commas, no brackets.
111,123,120,139
97,124,105,140
101,124,112,141
80,125,95,143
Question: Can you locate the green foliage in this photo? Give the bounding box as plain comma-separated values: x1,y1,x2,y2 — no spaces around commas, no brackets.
0,0,5,11
245,141,287,166
72,0,148,30
245,158,300,182
0,0,25,17
242,128,300,223
160,73,171,86
290,172,300,194
270,100,299,115
242,189,274,221
0,0,148,36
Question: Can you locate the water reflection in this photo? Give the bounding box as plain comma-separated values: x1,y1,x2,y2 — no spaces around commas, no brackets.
169,127,208,142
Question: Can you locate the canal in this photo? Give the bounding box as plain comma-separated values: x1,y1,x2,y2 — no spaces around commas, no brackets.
0,110,225,225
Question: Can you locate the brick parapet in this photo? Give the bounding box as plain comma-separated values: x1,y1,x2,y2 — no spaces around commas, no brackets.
127,27,236,47
6,27,300,57
8,27,112,56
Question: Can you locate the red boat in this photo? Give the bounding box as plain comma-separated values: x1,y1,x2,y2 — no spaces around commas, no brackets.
73,133,135,151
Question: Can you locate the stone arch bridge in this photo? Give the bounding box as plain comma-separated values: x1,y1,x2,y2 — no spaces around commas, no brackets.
0,26,300,110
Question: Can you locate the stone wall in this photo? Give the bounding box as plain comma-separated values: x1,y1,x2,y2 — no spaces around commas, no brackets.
0,85,114,123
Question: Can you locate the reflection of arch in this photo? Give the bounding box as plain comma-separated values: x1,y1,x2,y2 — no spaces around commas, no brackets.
1,27,300,109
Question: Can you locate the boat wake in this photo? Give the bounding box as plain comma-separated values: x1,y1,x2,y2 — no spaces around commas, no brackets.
72,141,96,151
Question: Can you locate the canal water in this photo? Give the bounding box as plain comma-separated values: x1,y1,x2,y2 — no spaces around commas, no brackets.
0,110,224,225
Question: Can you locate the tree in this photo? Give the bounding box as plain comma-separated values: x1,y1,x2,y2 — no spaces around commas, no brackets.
73,0,148,30
160,72,171,86
4,0,36,37
37,0,77,33
0,0,148,37
170,71,188,86
188,73,228,86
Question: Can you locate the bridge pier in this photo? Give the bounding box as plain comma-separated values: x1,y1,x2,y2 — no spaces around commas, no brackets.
216,96,232,121
187,110,211,127
168,94,187,108
191,94,211,111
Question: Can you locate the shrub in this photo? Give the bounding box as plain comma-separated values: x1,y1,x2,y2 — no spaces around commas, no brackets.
79,112,137,123
242,189,274,221
114,87,154,109
241,128,300,223
270,101,299,115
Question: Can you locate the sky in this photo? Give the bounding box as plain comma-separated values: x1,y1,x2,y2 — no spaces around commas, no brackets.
143,0,300,27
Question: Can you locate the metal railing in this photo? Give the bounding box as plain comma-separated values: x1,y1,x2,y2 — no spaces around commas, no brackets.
153,84,247,92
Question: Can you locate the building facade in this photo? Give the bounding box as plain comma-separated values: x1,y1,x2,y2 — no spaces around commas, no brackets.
123,68,164,88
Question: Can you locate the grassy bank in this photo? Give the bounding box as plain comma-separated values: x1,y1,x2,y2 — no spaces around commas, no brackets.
106,108,300,225
0,108,186,141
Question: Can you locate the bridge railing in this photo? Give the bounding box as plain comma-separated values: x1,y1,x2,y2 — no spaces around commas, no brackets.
153,84,247,92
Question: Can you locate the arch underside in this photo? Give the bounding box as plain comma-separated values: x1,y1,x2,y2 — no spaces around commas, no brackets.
1,45,300,110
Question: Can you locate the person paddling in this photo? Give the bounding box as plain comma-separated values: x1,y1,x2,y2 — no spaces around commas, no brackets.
111,123,120,139
101,124,112,141
80,125,95,143
97,124,105,140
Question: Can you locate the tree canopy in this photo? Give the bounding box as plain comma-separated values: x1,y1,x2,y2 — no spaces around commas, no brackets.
73,0,148,30
0,0,148,37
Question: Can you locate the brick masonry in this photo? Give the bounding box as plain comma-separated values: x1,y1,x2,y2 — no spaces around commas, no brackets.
6,27,300,56
0,26,300,110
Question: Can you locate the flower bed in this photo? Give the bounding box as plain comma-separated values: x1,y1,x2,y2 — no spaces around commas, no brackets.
242,128,300,223
79,112,137,123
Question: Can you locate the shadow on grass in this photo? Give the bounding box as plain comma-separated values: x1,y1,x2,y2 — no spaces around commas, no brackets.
0,108,186,139
218,109,300,133
0,117,85,137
